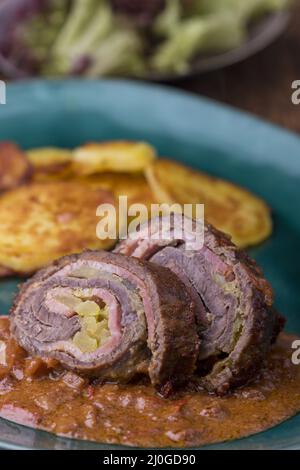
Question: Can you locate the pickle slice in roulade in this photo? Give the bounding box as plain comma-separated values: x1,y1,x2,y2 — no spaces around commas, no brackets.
10,251,199,392
115,215,284,395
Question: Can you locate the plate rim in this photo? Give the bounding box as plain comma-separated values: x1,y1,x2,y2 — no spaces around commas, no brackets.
3,77,300,175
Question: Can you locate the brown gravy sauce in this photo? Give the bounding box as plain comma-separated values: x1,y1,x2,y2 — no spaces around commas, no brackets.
0,317,300,448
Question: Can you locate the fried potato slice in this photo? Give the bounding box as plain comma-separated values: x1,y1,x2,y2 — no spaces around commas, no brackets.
0,142,32,192
27,147,73,181
79,173,156,231
72,141,157,175
145,159,272,247
26,150,156,239
80,172,155,207
0,181,116,276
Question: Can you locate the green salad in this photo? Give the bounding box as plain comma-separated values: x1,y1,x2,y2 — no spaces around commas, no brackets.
18,0,290,77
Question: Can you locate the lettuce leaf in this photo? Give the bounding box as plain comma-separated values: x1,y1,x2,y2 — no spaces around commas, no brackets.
152,13,245,73
85,30,145,77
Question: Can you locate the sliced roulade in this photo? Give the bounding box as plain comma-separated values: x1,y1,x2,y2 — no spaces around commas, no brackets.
115,215,283,394
10,250,199,391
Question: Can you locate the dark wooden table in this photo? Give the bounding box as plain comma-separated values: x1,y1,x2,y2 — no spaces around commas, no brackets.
178,2,300,134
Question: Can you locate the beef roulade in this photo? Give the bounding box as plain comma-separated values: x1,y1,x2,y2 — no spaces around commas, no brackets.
10,250,199,392
115,215,283,394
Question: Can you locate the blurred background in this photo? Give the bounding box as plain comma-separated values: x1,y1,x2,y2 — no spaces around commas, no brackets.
0,0,299,131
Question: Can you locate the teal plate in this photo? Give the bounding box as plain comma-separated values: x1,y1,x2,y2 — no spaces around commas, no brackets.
0,80,299,450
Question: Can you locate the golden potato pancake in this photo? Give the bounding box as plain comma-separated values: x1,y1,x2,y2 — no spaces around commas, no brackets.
79,173,156,230
0,142,31,192
27,147,73,182
26,148,156,235
0,181,116,276
72,141,156,175
145,159,272,248
80,172,155,207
